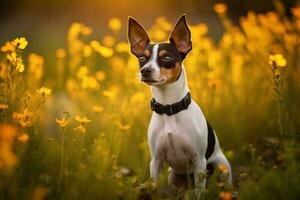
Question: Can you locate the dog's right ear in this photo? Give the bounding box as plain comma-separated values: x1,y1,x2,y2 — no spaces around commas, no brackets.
128,17,150,57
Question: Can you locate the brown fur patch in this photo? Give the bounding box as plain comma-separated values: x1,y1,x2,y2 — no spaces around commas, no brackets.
160,62,181,83
143,50,151,57
159,50,168,57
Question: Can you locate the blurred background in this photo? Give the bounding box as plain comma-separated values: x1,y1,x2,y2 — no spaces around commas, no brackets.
0,0,296,52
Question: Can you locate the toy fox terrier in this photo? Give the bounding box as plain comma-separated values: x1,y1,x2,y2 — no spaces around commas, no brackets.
128,14,232,198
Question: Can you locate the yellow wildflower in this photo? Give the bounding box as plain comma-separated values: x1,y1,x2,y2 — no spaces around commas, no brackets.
102,35,116,47
81,26,92,36
269,54,287,67
1,41,15,52
108,17,122,31
77,66,88,79
11,37,28,50
16,62,25,73
6,52,17,63
75,115,91,124
218,164,228,174
55,118,69,128
90,40,114,57
214,3,228,14
13,108,33,127
95,71,106,82
0,104,8,110
81,76,100,89
74,125,86,134
37,87,52,96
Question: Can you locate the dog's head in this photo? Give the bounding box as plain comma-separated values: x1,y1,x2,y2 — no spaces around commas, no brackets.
128,15,192,86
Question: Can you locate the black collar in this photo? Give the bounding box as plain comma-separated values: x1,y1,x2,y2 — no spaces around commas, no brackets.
150,92,191,116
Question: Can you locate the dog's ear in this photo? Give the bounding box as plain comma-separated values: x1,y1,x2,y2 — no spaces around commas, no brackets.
128,17,150,57
169,14,192,56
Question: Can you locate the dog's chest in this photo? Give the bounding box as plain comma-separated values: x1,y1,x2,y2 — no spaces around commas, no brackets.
149,111,204,173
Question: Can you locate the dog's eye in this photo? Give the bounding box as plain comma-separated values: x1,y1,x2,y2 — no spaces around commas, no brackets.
139,56,147,62
162,55,173,62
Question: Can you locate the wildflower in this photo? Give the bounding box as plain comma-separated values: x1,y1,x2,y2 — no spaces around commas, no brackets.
75,115,91,124
219,191,232,200
37,87,52,96
95,71,106,82
102,35,116,47
81,76,100,89
1,41,15,52
74,125,86,134
81,26,92,36
90,40,114,57
108,17,122,31
56,118,69,128
269,54,287,67
77,66,88,78
218,164,228,174
13,108,34,127
0,104,8,110
16,62,25,72
17,132,29,143
102,85,119,99
6,52,17,63
214,3,228,14
11,37,28,50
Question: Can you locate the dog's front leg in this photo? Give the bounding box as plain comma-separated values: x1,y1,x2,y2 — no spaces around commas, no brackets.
150,157,163,181
194,157,207,199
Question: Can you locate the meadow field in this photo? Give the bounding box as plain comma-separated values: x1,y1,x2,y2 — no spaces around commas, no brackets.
0,2,300,200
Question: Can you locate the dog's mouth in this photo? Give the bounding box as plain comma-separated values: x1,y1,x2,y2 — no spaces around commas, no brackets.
141,77,165,85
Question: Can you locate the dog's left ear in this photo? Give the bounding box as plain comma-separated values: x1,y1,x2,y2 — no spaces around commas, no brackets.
169,14,192,56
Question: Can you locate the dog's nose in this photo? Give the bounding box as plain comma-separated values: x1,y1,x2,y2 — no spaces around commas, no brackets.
141,67,152,77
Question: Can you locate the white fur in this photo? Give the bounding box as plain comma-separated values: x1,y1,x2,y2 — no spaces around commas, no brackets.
146,51,232,198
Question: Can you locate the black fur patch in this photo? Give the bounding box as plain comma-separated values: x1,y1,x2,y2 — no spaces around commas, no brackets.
138,43,185,69
157,43,182,69
205,121,216,160
138,44,154,68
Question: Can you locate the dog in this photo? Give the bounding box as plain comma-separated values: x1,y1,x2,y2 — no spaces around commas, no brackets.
128,14,232,198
